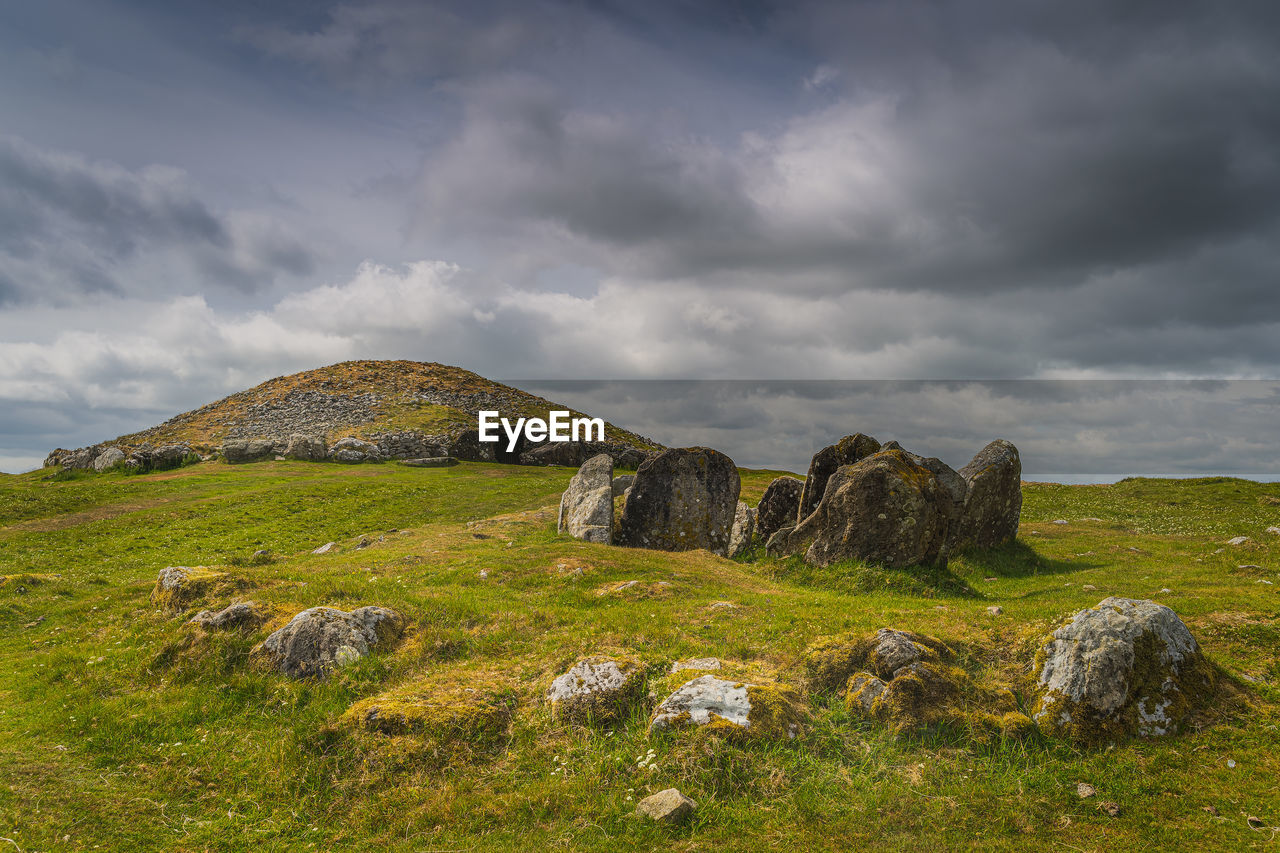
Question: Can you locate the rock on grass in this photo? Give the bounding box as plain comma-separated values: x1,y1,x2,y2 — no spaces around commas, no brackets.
253,606,405,679
546,656,646,725
636,788,697,824
650,674,807,739
150,567,243,614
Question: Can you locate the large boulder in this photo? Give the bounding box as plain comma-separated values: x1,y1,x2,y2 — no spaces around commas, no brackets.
328,437,382,463
797,434,882,523
558,453,614,544
1032,597,1214,743
728,501,755,557
222,439,277,464
150,444,191,470
546,655,646,724
781,449,958,568
92,447,126,472
254,606,405,679
650,674,807,739
447,429,497,463
756,476,803,541
616,447,740,556
284,433,327,461
954,439,1022,548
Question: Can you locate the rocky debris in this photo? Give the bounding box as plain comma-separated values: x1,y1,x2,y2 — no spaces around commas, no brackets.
1267,526,1280,535
328,436,383,463
797,433,883,523
546,656,646,724
222,439,278,464
92,447,125,472
611,474,635,497
617,447,741,557
370,431,449,460
1077,782,1097,799
150,567,235,613
671,657,721,673
254,606,405,679
650,674,807,739
776,450,958,568
284,433,327,461
728,501,755,557
803,628,954,693
954,439,1022,549
45,444,106,470
636,788,697,824
764,524,796,557
1031,597,1215,742
558,453,614,544
313,542,337,555
756,476,804,541
189,601,269,632
521,441,650,469
399,456,459,468
843,659,973,733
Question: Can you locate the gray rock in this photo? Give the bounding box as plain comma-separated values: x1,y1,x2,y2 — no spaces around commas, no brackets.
781,449,958,568
327,437,382,463
764,524,796,557
546,656,645,724
255,606,405,679
650,674,805,739
558,453,614,544
92,447,126,472
190,601,268,631
399,456,459,468
617,447,741,557
955,439,1022,549
284,433,327,461
670,657,721,673
636,788,697,824
150,444,191,470
728,501,755,557
756,476,803,541
222,439,278,464
312,542,336,554
845,672,889,713
611,474,635,497
1032,597,1214,741
797,434,882,523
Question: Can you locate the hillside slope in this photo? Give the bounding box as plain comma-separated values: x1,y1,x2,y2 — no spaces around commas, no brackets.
44,359,662,466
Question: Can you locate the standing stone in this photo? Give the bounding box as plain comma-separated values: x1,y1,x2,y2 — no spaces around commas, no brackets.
784,449,957,568
797,434,882,523
955,439,1022,548
1032,597,1214,742
756,475,803,541
728,501,755,557
616,447,741,557
558,453,614,544
92,447,126,472
285,434,327,461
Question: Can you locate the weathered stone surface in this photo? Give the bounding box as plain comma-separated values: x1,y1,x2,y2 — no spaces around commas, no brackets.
756,476,803,541
150,566,233,613
150,444,191,470
284,433,327,461
328,437,382,463
671,657,721,673
728,501,755,557
558,453,614,544
797,434,882,523
782,450,958,568
399,456,459,468
92,447,125,472
611,474,635,497
547,656,645,724
222,439,278,464
447,429,496,463
845,672,889,714
1032,597,1214,742
312,542,337,554
650,674,807,739
846,660,965,731
954,439,1022,549
636,788,697,824
341,677,514,759
617,447,741,557
189,601,268,631
764,524,796,557
803,628,953,693
255,606,405,679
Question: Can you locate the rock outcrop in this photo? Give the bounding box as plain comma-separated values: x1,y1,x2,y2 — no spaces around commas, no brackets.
650,674,807,739
954,439,1022,548
254,606,405,679
284,433,327,461
222,439,277,464
328,437,383,463
1031,597,1214,742
150,567,235,614
756,475,803,541
92,447,125,472
616,447,741,556
797,433,882,523
558,453,614,544
521,441,650,469
803,628,954,693
546,656,646,724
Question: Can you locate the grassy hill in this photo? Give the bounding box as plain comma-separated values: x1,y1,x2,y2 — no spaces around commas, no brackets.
46,360,662,461
1,462,1278,851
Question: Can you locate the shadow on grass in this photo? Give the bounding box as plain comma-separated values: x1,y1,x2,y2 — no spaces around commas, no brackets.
950,539,1094,580
761,555,978,599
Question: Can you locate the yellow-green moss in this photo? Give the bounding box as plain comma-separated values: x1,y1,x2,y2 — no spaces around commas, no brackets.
0,573,55,590
803,629,953,694
743,682,809,740
549,655,646,726
149,567,245,614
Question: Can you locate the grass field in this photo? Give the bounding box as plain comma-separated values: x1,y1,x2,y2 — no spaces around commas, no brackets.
1,461,1277,851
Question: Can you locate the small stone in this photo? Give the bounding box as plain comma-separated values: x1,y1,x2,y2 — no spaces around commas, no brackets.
636,788,696,824
313,542,336,555
1267,527,1280,535
986,605,1003,616
1052,519,1069,525
1238,564,1261,569
1099,801,1121,818
1077,782,1096,798
1203,805,1219,817
1227,536,1250,545
478,570,488,579
1247,816,1265,829
708,601,736,610
671,657,721,673
1158,588,1172,594
1082,584,1097,591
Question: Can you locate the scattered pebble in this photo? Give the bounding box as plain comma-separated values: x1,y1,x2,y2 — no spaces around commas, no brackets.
1227,536,1250,546
709,601,737,610
1077,782,1096,799
1052,519,1069,525
986,606,1003,616
1267,527,1280,535
1204,805,1220,817
1158,588,1172,594
1227,759,1236,768
1082,584,1097,591
1098,801,1121,818
478,570,488,579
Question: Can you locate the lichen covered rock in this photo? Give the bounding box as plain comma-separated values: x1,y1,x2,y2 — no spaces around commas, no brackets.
284,433,327,461
728,500,755,557
150,566,235,614
650,674,807,739
803,628,953,693
636,788,697,824
254,605,405,679
189,601,269,631
92,446,126,472
547,656,645,725
221,439,277,464
327,436,383,463
557,453,614,544
797,433,882,522
756,475,803,541
1031,597,1214,743
617,447,741,556
954,439,1022,548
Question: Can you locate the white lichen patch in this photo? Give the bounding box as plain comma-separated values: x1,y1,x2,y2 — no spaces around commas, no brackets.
651,675,751,730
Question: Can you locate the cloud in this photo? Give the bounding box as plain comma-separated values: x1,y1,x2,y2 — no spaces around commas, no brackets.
0,135,315,304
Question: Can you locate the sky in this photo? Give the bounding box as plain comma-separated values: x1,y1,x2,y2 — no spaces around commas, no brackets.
2,0,1280,475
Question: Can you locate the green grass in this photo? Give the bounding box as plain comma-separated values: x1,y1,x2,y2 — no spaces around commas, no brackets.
1,463,1278,851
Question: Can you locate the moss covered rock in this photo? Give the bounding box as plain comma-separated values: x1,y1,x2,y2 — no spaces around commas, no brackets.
150,566,237,614
756,475,803,541
954,439,1022,549
546,655,645,725
797,433,882,523
803,628,953,693
1031,597,1215,744
254,605,405,679
617,447,741,557
650,674,808,739
189,601,269,632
